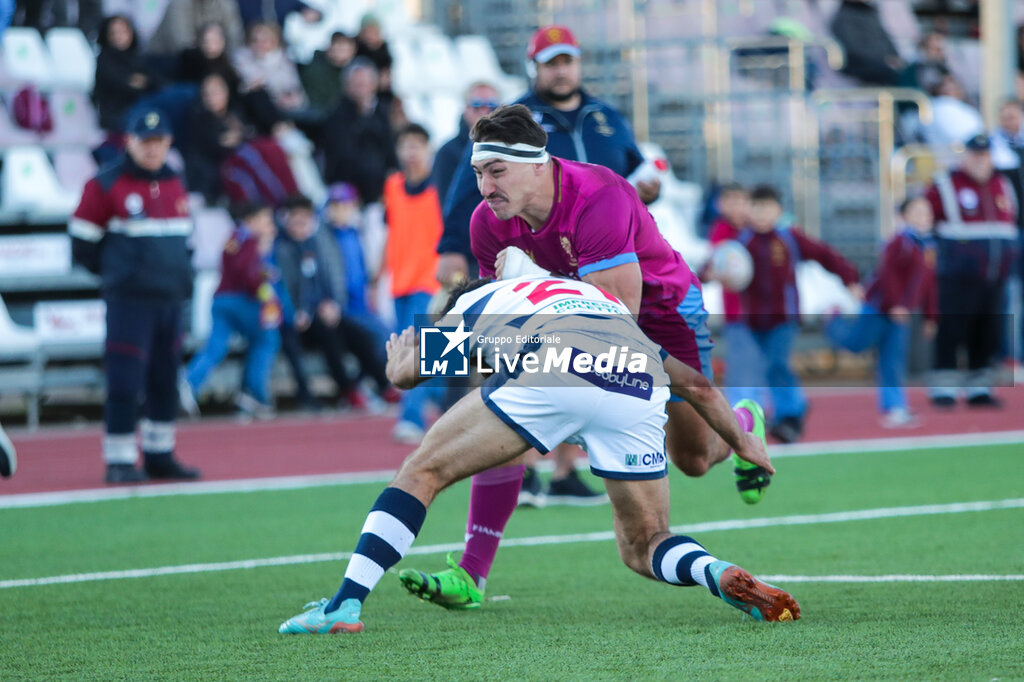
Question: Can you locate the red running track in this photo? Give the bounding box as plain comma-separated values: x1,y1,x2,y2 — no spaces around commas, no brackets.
2,386,1021,496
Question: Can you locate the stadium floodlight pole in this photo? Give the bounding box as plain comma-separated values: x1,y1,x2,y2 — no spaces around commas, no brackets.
980,0,1015,130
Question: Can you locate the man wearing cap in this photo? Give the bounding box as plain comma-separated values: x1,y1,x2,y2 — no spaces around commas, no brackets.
924,133,1019,407
436,25,660,504
69,109,202,483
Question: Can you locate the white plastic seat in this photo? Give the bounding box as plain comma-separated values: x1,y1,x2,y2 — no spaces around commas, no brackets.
0,146,79,221
45,28,95,91
417,34,459,95
424,94,461,145
0,292,44,428
454,35,505,89
190,270,222,346
53,148,97,197
46,91,104,147
190,207,234,272
0,28,55,90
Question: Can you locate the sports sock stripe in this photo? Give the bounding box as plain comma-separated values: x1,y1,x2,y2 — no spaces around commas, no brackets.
651,536,718,591
327,487,427,612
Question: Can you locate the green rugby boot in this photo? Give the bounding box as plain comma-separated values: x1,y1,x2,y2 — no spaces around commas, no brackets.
732,399,771,504
706,560,800,622
398,553,483,610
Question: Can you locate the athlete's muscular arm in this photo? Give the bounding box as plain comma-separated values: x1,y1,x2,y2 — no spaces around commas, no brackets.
664,356,774,473
582,262,642,317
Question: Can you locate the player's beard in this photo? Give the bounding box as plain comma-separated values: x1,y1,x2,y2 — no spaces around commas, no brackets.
537,85,580,104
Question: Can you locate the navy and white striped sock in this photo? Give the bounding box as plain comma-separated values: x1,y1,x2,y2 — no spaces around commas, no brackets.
650,536,721,597
326,487,426,613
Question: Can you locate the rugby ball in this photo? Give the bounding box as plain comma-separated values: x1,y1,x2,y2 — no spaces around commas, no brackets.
709,240,753,292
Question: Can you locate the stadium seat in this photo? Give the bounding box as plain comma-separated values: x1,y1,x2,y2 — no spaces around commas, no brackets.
46,91,104,147
0,292,44,428
45,28,95,92
423,94,461,145
0,146,79,222
0,28,55,90
417,33,460,94
53,148,98,197
190,207,234,271
453,35,505,89
190,270,222,346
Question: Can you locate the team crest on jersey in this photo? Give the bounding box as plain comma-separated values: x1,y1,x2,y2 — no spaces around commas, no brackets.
771,239,787,265
125,193,144,215
560,236,578,267
958,187,978,212
592,111,614,137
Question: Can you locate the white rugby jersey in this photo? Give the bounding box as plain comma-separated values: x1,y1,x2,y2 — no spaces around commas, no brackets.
436,276,668,395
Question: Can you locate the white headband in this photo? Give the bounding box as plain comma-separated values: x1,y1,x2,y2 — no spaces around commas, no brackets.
471,141,550,165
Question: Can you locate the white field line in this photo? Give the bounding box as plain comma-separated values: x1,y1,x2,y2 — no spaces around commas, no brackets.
3,429,1024,510
759,574,1024,583
2,497,1021,590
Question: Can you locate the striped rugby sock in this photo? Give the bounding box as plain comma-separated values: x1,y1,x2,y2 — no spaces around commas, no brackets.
326,487,426,613
650,535,721,597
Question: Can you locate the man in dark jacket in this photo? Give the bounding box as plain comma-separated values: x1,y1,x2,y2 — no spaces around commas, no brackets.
69,110,201,484
323,58,396,204
433,81,500,286
830,0,904,86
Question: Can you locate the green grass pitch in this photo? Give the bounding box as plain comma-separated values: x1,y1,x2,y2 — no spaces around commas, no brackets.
1,442,1022,680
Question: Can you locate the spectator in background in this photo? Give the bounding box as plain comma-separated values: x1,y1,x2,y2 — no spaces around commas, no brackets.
185,73,250,203
69,109,200,484
826,197,938,428
991,99,1024,227
146,0,244,57
702,183,750,328
232,21,308,115
319,183,397,403
922,75,984,148
93,15,164,133
727,185,862,443
185,72,298,207
179,22,242,95
300,31,358,115
900,32,951,95
383,124,444,444
186,202,285,418
355,14,393,73
275,194,369,409
433,81,500,287
926,134,1019,408
830,0,904,86
235,0,317,28
323,58,396,203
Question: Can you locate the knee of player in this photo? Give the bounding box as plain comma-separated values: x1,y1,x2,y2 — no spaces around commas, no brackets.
671,451,710,478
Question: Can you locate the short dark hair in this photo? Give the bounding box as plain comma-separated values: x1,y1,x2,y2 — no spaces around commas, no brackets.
230,200,268,223
330,31,351,43
898,195,928,215
470,104,547,148
749,184,782,204
282,193,314,213
718,182,747,198
397,122,430,144
441,277,495,316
